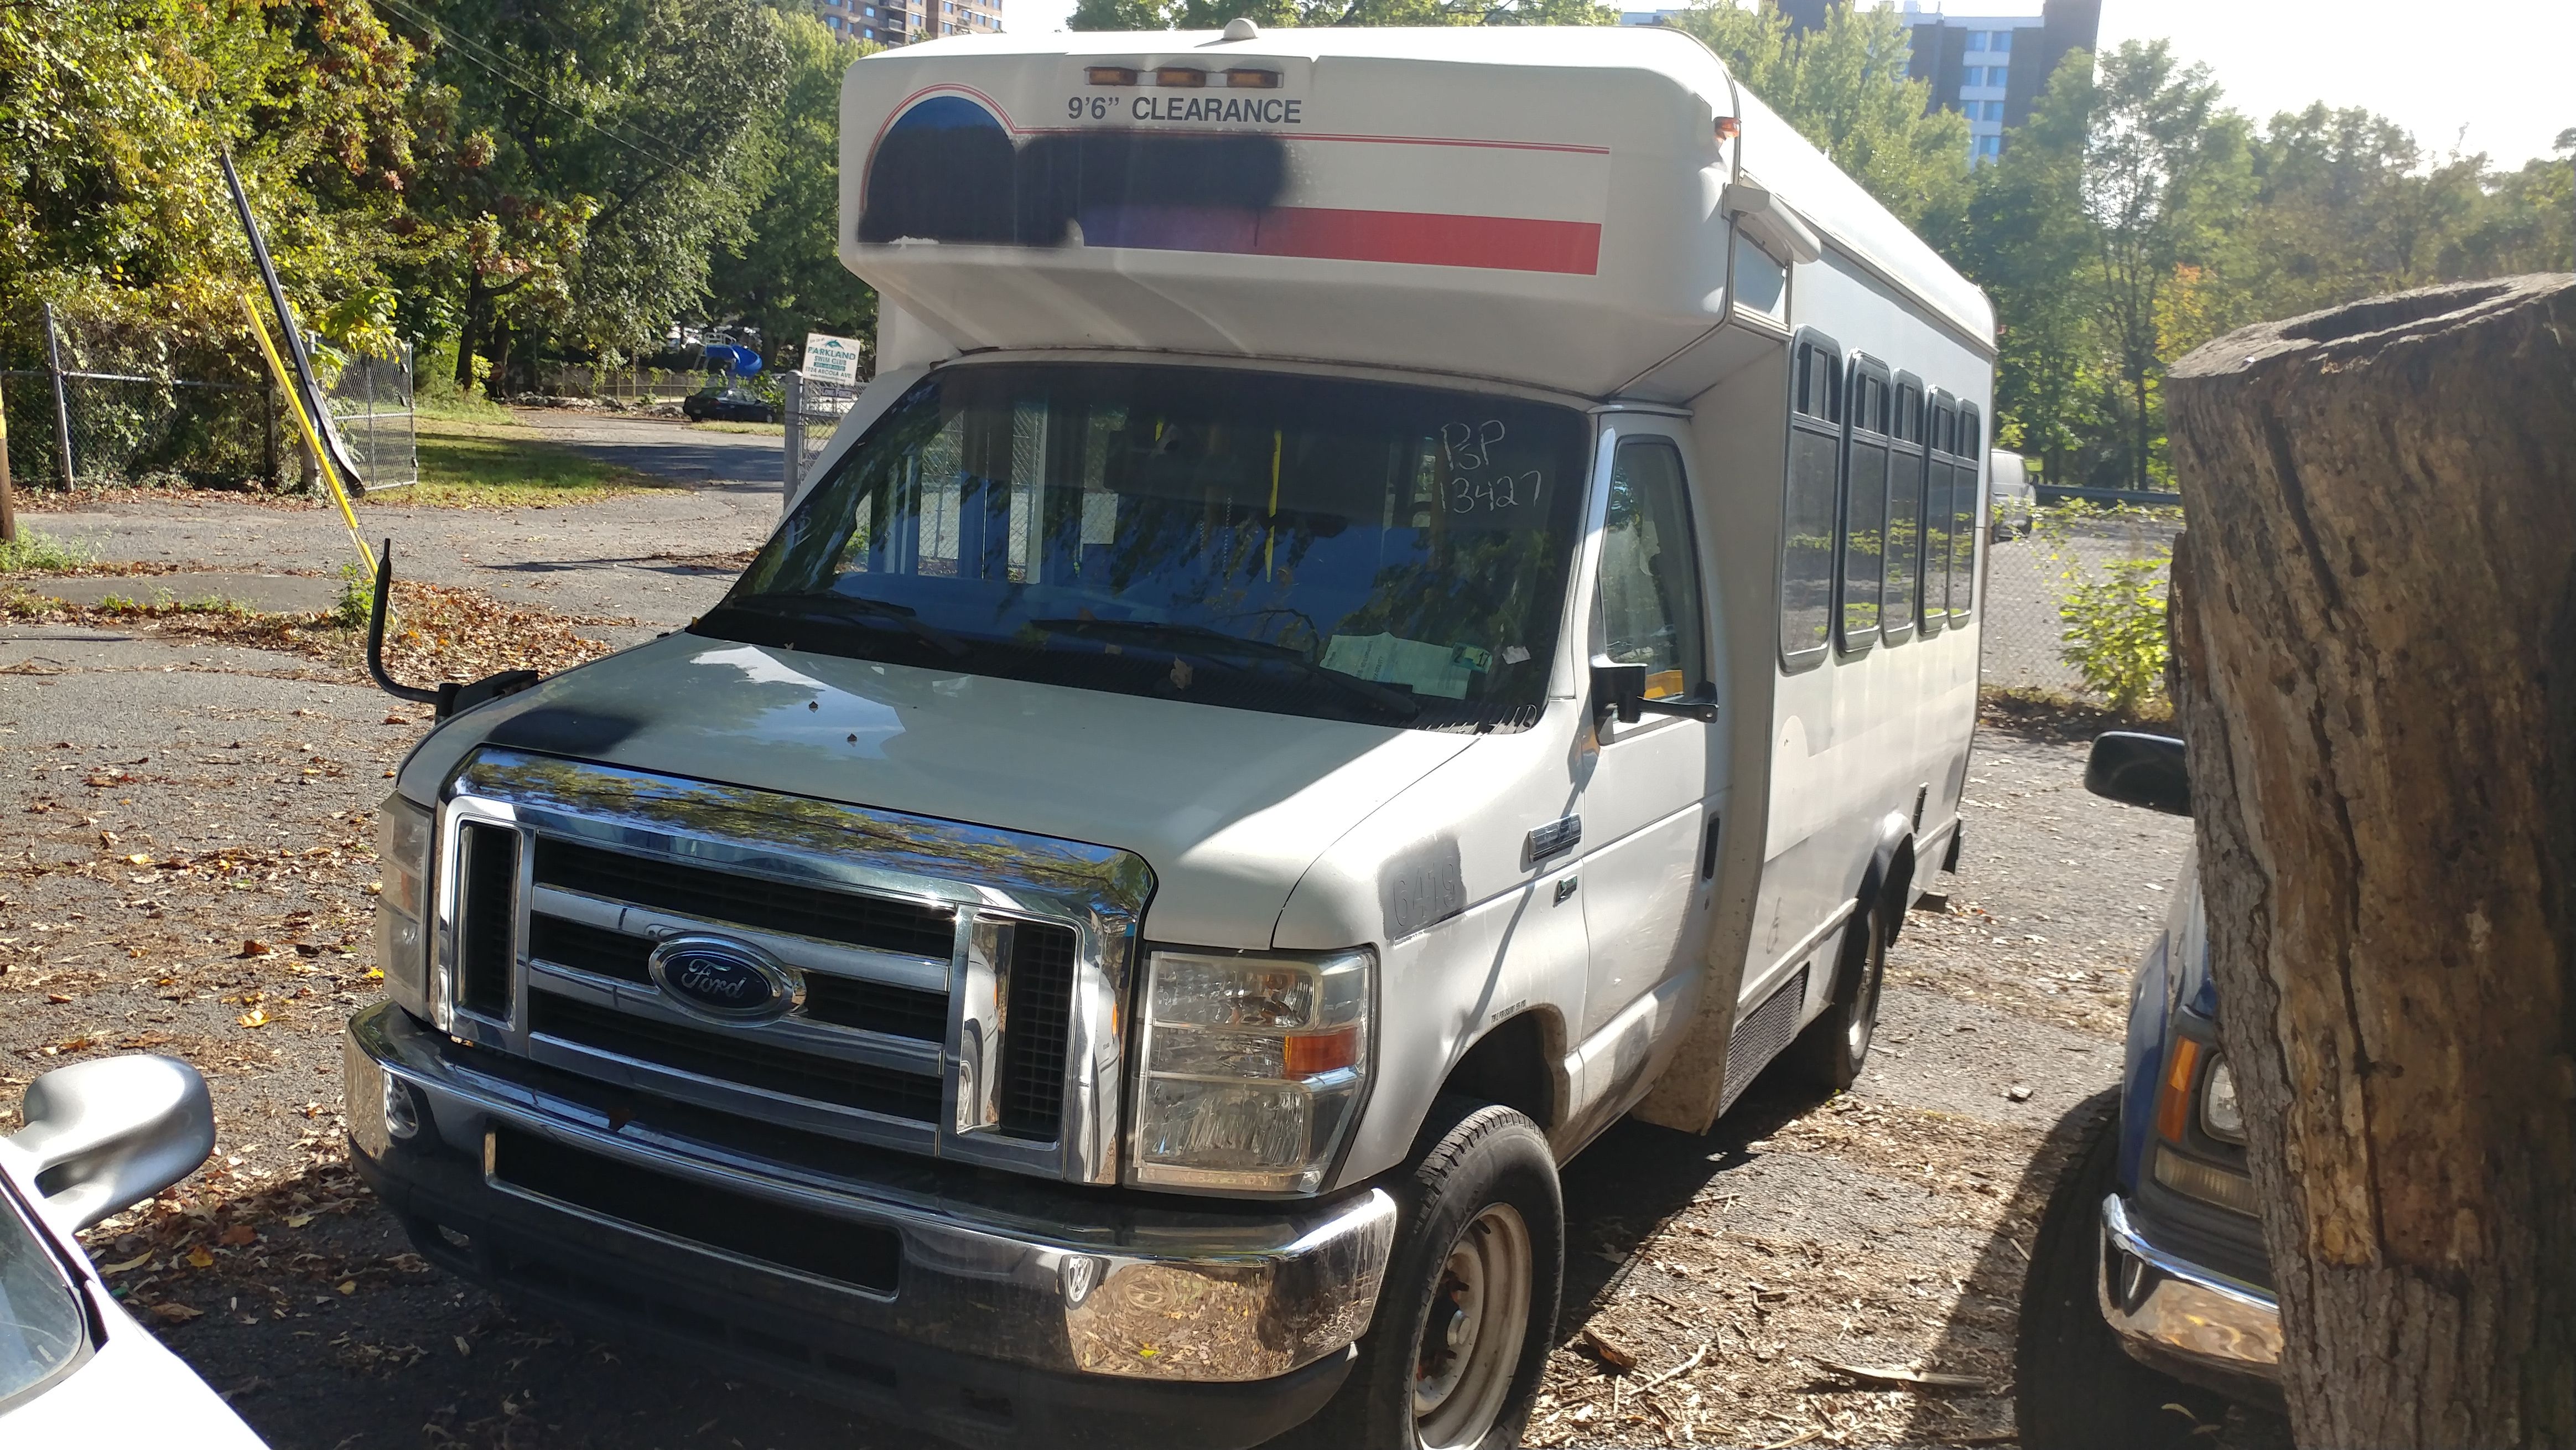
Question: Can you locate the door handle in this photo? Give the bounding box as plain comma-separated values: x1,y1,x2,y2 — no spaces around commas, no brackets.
1701,814,1722,881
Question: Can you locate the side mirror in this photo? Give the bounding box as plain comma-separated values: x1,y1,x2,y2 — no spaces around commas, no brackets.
2,1055,215,1232
2085,732,2190,816
1591,662,1719,726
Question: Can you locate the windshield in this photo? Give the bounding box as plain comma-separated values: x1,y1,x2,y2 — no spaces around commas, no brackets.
699,363,1590,731
0,1182,85,1412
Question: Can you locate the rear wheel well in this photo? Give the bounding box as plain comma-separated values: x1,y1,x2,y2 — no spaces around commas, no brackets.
1883,838,1918,940
1440,1012,1559,1131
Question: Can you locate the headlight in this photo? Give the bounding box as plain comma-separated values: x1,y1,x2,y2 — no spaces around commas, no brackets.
373,794,434,1011
2201,1056,2243,1142
1131,947,1371,1193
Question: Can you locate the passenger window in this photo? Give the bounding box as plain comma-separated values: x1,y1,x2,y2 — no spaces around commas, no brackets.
1780,336,1842,666
1884,380,1923,640
1597,437,1707,701
1838,361,1890,652
1923,399,1956,628
1950,405,1982,622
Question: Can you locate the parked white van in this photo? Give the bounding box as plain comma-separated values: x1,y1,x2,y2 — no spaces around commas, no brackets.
346,23,1993,1450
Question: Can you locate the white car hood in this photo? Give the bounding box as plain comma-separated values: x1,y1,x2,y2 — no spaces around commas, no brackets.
399,635,1478,948
0,1286,266,1446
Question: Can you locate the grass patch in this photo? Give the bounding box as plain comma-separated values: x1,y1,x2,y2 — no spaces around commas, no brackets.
687,420,785,436
392,416,655,507
0,528,97,572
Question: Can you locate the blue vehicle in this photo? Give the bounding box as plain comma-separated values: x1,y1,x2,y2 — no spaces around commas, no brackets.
2016,732,2282,1448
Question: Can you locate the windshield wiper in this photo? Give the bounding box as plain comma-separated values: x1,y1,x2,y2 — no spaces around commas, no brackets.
1029,617,1421,722
713,592,971,659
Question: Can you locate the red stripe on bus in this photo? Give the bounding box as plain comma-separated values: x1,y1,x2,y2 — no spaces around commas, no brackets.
1082,205,1602,275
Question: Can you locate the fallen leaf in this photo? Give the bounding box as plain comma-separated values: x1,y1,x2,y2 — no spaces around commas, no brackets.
45,993,72,1005
237,1009,269,1028
100,1252,154,1275
384,716,411,726
336,1280,357,1296
149,1302,205,1323
284,1213,315,1229
454,1335,472,1356
187,1245,215,1268
218,1224,257,1247
238,940,271,958
124,852,152,866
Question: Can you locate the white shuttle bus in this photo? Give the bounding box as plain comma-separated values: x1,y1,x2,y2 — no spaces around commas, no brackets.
347,24,1993,1450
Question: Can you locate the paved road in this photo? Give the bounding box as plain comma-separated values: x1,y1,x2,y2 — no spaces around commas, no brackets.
24,413,785,646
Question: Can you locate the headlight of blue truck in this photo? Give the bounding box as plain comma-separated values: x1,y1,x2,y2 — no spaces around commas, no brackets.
373,793,433,1013
1131,948,1372,1193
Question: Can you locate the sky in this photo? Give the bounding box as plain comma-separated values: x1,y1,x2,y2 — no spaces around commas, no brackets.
995,0,2576,168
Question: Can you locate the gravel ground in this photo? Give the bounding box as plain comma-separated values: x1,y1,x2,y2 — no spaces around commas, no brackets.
3,460,2273,1449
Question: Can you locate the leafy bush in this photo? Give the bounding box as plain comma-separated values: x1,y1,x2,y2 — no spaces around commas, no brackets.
2059,552,2170,713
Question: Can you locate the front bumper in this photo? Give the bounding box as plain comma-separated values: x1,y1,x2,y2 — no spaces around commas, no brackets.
2099,1192,2282,1405
345,1003,1393,1448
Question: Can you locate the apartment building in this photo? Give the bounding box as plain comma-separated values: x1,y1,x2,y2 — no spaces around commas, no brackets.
815,0,1004,46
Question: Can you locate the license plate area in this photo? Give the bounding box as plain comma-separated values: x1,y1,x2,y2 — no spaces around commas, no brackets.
486,1126,901,1297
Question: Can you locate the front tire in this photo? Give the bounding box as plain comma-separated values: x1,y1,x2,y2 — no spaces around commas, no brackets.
1300,1099,1564,1450
1789,900,1888,1089
2016,1090,2228,1449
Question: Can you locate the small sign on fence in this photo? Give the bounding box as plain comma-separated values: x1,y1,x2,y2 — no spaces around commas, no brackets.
803,332,865,387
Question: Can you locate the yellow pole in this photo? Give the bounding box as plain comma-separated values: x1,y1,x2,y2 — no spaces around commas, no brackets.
241,295,371,571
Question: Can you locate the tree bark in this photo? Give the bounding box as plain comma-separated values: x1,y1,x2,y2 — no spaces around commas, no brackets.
2165,272,2576,1446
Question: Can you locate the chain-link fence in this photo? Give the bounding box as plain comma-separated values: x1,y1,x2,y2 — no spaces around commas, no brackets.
323,341,417,493
3,312,417,493
781,371,863,511
533,364,718,405
1978,504,2182,696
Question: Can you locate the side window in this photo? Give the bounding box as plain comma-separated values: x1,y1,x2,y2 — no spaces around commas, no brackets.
1838,358,1891,652
1597,437,1708,701
1884,378,1923,640
1780,336,1842,666
1923,397,1956,628
1950,404,1983,622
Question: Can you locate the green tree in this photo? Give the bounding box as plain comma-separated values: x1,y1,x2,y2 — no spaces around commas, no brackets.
0,0,422,366
704,13,882,372
379,0,787,389
1674,0,1970,231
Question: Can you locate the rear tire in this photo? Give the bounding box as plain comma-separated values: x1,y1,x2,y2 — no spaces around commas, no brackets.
1292,1098,1563,1450
2016,1090,2229,1449
1789,901,1887,1089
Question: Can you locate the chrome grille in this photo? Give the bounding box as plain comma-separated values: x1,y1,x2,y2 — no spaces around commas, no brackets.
433,749,1149,1185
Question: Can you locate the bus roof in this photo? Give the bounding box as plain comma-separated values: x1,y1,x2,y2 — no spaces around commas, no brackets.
838,25,1992,399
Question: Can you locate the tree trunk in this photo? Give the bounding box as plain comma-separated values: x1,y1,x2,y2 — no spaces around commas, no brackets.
2165,272,2576,1447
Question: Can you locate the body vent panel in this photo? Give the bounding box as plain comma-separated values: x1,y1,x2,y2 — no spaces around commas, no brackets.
1719,965,1810,1115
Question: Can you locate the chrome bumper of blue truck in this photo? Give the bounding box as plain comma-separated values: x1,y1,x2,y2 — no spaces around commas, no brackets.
2100,1192,2282,1402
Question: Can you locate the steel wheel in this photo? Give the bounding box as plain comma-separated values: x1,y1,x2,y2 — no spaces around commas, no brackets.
1848,941,1884,1061
1412,1203,1532,1449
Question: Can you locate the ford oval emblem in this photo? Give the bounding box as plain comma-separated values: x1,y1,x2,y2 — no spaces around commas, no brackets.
648,936,801,1023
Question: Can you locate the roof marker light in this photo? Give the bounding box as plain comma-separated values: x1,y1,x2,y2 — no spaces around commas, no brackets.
1222,67,1280,89
1155,65,1208,87
1087,65,1139,85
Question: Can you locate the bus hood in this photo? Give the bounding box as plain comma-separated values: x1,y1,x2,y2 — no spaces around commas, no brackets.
395,634,1478,949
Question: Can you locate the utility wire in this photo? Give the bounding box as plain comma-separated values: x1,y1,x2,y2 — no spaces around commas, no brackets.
369,0,704,170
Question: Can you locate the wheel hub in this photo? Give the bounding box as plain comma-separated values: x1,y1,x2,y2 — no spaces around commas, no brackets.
1411,1204,1533,1449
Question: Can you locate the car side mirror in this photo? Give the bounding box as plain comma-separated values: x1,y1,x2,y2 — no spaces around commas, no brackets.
1591,661,1718,725
2085,732,2190,816
2,1055,215,1232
